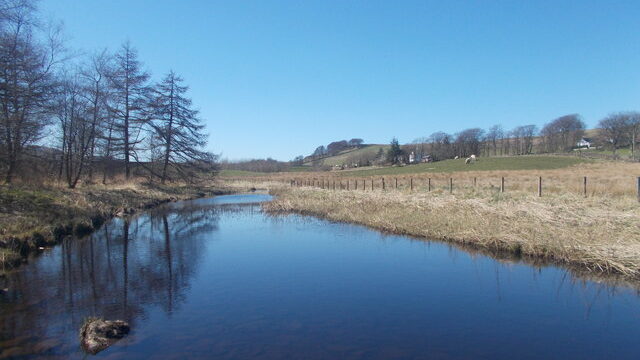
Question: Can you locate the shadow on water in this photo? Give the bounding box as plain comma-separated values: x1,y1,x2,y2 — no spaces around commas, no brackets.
0,193,639,359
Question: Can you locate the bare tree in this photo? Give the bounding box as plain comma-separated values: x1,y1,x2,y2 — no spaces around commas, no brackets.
598,113,630,156
509,125,537,155
509,127,523,155
0,1,65,182
520,125,537,154
455,128,484,157
311,145,326,158
108,41,150,180
627,112,640,161
80,49,112,182
54,71,96,188
411,136,428,160
151,71,212,183
428,131,453,160
485,125,503,156
540,114,585,152
348,138,364,147
326,140,349,155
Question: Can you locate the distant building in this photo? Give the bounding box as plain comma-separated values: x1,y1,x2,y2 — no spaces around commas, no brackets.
421,155,433,163
576,137,593,149
409,152,416,163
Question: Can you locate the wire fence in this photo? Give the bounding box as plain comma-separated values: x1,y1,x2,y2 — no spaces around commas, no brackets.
285,175,640,201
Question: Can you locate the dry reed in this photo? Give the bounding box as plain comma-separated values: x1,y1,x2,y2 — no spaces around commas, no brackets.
264,177,640,278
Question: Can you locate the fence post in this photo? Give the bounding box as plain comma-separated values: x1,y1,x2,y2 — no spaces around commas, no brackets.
449,178,453,193
395,178,398,189
501,177,505,193
428,178,431,192
382,178,385,190
410,178,413,191
637,177,640,203
371,178,374,190
363,179,365,191
583,176,587,197
538,176,542,197
347,180,350,190
333,180,336,190
355,179,358,190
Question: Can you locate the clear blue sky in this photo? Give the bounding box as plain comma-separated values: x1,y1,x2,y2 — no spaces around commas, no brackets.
41,0,640,161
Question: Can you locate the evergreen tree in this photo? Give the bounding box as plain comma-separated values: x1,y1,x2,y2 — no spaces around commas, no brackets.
386,137,403,164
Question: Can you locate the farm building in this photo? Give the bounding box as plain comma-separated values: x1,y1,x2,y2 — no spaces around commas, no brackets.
576,137,593,149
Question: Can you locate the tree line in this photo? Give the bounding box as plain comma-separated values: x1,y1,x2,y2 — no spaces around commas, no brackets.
403,112,640,163
0,0,216,187
310,138,364,159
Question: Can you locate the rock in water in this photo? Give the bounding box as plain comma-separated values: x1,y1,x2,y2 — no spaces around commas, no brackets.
80,318,130,354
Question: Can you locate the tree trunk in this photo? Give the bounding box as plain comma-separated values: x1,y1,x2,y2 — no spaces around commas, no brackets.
5,158,16,184
632,129,636,161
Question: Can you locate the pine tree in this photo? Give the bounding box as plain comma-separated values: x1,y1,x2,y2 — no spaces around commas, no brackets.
386,137,403,164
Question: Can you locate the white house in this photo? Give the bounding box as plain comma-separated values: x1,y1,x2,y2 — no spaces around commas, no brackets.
576,137,593,149
409,151,416,163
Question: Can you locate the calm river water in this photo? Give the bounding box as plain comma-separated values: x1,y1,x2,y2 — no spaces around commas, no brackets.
1,193,640,359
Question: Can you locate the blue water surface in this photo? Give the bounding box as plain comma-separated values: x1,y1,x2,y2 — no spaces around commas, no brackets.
0,193,639,359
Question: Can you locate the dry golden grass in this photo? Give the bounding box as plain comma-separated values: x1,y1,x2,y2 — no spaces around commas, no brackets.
0,180,230,270
238,161,640,198
265,186,640,277
255,161,640,279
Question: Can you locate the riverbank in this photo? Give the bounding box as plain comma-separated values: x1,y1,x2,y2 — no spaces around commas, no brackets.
265,186,640,278
0,182,230,270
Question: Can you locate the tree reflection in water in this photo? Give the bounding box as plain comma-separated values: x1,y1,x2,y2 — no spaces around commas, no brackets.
0,200,233,359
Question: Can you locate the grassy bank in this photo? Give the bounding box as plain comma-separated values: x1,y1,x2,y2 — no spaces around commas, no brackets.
264,184,640,278
0,182,229,270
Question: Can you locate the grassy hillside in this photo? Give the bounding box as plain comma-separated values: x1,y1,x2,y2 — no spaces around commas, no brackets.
218,170,268,177
303,144,389,166
219,166,313,177
337,155,588,176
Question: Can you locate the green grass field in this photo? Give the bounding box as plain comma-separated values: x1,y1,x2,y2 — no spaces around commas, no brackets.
218,170,268,177
336,155,589,177
577,146,634,157
219,166,313,177
220,155,589,177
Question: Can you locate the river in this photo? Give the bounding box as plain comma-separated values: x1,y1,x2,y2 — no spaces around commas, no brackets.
1,193,639,359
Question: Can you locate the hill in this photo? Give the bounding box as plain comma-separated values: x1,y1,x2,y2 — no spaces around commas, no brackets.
303,144,389,167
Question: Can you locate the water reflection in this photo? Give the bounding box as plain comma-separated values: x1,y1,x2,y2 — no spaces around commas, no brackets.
0,193,639,359
0,198,229,359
